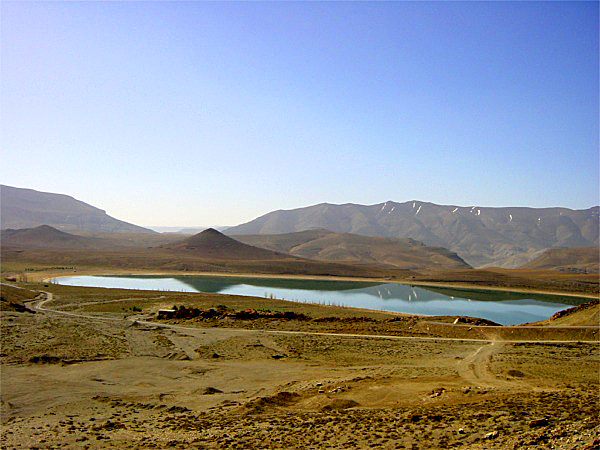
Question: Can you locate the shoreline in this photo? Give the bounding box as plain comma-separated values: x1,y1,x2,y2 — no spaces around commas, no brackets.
32,268,600,300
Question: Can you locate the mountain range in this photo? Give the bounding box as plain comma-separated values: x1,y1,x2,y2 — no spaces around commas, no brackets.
0,185,154,234
2,185,598,269
226,201,599,267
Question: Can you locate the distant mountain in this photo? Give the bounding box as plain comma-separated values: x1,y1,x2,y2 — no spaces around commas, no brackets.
522,247,599,273
235,229,471,271
1,225,119,250
226,201,599,267
1,185,154,234
162,228,298,260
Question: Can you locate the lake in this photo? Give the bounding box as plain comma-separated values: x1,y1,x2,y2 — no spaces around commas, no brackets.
52,275,587,325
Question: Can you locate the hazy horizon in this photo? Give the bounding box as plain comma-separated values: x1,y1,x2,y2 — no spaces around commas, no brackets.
2,1,598,226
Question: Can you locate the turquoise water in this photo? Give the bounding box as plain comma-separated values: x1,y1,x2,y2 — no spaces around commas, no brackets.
53,275,586,325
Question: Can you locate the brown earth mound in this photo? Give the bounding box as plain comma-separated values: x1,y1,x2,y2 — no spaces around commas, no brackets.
162,228,300,260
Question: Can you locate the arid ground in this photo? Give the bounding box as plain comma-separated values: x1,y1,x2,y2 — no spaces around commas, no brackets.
1,278,599,449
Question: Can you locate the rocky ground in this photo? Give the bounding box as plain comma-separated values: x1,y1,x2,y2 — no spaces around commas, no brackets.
1,283,599,448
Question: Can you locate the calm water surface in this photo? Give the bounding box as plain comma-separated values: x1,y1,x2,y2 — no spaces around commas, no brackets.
53,275,587,325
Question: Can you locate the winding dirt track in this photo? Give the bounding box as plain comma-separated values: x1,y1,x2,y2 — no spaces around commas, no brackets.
27,288,599,393
30,290,599,344
25,291,510,392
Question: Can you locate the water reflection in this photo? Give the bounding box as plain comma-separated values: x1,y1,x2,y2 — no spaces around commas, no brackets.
170,276,380,293
54,275,587,326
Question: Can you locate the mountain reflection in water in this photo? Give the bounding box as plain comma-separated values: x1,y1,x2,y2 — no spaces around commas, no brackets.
54,275,587,325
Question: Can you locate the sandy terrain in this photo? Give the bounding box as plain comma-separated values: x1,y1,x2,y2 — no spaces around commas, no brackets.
1,283,599,449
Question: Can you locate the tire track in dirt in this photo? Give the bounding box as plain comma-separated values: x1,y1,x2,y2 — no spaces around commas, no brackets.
457,342,502,386
457,341,532,390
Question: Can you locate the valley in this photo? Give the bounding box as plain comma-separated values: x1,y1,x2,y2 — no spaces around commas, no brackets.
1,185,598,448
3,2,598,447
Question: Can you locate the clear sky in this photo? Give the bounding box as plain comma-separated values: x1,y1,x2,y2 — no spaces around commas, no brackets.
1,1,598,227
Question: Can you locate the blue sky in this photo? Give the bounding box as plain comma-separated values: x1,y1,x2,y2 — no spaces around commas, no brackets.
1,1,598,226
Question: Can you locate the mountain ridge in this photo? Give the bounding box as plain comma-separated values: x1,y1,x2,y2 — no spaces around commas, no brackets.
226,200,599,268
1,185,155,234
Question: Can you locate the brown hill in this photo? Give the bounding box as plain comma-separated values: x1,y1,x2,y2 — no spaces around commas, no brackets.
162,228,298,261
1,225,121,250
235,229,470,271
523,247,599,273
